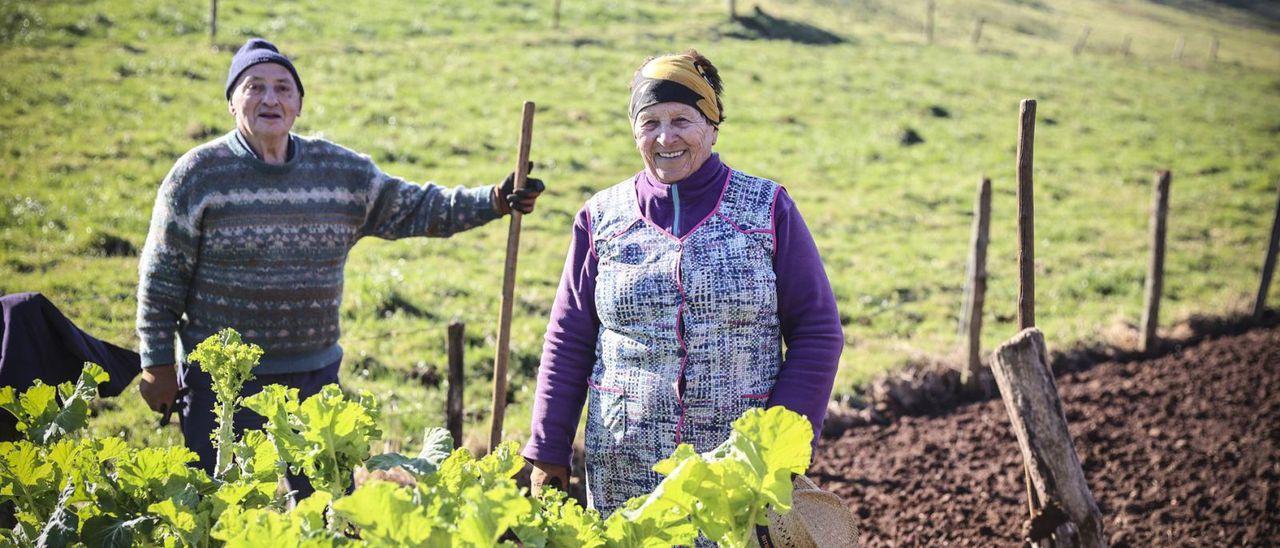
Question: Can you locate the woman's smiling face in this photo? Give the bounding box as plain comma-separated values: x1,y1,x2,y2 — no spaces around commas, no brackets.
632,102,717,184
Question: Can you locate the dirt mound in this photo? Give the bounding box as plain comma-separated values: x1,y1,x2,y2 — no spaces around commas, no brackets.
812,327,1280,546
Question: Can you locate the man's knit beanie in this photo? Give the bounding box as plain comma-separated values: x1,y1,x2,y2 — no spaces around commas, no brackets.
225,38,304,100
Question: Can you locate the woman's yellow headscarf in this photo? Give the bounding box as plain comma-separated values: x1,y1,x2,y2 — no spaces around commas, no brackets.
629,53,721,125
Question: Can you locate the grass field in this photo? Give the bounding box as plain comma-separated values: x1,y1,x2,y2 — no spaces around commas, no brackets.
2,0,1278,451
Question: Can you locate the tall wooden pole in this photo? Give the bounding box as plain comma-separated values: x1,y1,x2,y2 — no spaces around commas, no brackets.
971,18,985,46
1072,26,1091,56
447,321,466,447
489,102,536,452
1140,171,1171,354
1017,99,1037,331
961,178,992,386
925,0,936,45
209,0,218,46
1254,179,1280,318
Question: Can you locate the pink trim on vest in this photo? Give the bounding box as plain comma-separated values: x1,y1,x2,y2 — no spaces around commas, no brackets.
634,169,734,243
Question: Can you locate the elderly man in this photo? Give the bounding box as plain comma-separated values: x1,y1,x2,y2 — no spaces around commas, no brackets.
136,38,544,487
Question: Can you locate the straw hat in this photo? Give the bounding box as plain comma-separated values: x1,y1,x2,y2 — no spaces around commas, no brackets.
758,475,861,547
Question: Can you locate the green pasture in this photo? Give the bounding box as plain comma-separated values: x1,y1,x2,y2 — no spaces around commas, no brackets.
1,0,1278,450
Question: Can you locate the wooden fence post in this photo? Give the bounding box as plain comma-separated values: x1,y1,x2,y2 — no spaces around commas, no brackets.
960,178,992,386
1173,36,1185,61
447,321,465,447
1140,171,1171,354
1120,35,1131,57
971,18,985,46
1072,26,1091,56
992,328,1107,547
727,0,737,20
1254,179,1280,318
925,0,936,45
209,0,218,46
552,0,561,29
1017,99,1037,330
1209,37,1219,64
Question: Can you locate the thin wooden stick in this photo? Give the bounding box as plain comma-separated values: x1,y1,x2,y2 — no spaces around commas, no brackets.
447,321,465,447
1140,171,1172,354
1173,36,1186,61
1017,99,1037,330
1121,35,1132,58
1254,178,1280,318
961,178,992,386
925,0,936,45
209,0,218,47
489,101,536,452
1072,26,1091,56
971,18,985,46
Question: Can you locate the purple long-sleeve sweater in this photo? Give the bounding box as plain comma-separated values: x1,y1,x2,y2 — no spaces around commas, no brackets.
523,154,844,467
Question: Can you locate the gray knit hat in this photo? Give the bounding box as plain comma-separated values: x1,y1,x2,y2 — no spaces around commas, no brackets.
225,38,304,100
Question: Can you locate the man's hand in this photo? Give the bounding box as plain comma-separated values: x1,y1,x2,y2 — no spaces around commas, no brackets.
493,164,546,215
139,364,180,413
529,459,570,497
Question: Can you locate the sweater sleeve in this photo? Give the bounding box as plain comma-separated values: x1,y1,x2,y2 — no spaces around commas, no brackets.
358,161,501,240
522,205,599,468
766,188,844,446
136,156,203,368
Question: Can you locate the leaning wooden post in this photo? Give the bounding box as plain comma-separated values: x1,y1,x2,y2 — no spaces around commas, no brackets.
1072,26,1091,56
1254,179,1280,318
209,0,218,46
1017,99,1037,330
489,102,536,452
1120,35,1132,57
971,18,985,46
925,0,936,45
992,329,1107,547
1140,171,1171,354
447,321,466,447
960,178,992,386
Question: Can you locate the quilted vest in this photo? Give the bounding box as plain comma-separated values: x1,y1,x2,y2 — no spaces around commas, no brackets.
584,169,783,516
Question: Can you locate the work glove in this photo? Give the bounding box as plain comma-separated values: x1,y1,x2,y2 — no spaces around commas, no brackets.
494,162,546,215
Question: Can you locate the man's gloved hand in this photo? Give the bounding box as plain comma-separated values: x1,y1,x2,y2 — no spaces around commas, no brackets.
494,163,546,215
139,364,180,414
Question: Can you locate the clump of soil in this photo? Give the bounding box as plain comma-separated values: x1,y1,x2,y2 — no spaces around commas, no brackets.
813,327,1280,546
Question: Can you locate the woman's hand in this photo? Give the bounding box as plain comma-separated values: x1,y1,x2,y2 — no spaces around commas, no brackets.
529,459,571,496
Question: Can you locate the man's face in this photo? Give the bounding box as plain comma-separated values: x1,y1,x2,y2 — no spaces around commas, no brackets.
228,63,301,141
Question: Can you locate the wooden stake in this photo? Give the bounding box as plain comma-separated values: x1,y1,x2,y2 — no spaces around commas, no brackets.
1017,99,1037,330
925,0,936,45
1209,37,1219,64
209,0,218,46
1072,26,1091,56
992,329,1107,547
960,178,992,385
447,321,465,447
727,0,737,20
489,101,536,452
1254,179,1280,318
1173,36,1185,61
1120,35,1132,57
971,18,985,46
1140,171,1171,354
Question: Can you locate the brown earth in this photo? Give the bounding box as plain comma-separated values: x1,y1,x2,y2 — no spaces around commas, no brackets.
812,327,1280,546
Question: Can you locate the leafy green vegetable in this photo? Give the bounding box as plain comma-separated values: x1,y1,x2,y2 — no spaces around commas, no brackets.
188,328,262,479
0,363,109,445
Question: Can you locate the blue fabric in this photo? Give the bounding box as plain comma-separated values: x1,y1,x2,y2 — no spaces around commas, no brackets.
178,357,341,499
0,292,140,396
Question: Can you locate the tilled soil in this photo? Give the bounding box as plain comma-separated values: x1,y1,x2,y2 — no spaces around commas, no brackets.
812,327,1280,546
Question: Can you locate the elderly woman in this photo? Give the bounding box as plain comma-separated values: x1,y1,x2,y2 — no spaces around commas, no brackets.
522,50,843,515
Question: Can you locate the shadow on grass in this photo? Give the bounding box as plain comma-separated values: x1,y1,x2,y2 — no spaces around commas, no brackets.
719,6,847,46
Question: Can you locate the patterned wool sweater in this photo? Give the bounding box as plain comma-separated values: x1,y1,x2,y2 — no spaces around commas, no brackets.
136,132,500,373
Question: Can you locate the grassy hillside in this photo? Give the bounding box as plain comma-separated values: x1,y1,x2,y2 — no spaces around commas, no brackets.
2,0,1278,450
